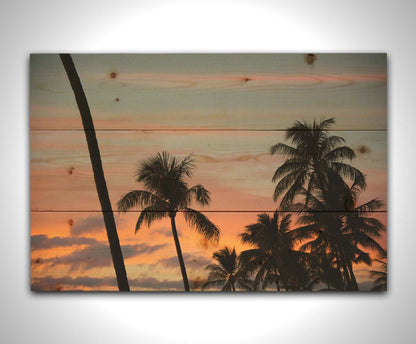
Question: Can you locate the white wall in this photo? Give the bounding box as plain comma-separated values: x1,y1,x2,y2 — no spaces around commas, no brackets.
1,0,414,343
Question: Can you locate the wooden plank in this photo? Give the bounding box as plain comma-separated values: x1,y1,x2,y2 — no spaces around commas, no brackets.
30,130,387,212
31,211,387,291
30,54,387,130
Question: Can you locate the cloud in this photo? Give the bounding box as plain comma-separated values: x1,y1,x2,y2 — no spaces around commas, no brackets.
31,234,99,250
152,226,172,237
31,275,184,291
31,275,117,291
357,280,374,291
33,242,167,272
157,253,211,270
70,215,105,236
69,214,126,237
129,277,184,290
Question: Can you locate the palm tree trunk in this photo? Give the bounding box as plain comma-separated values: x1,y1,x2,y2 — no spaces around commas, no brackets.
274,267,281,291
346,260,359,291
337,242,358,291
170,214,190,291
333,252,347,290
60,54,130,292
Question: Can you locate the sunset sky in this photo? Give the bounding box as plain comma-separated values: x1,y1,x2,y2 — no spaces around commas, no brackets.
30,54,387,291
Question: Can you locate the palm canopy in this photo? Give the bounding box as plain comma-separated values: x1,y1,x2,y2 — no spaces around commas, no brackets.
290,175,386,290
270,117,365,209
118,151,220,291
240,211,309,291
202,246,252,291
117,151,220,242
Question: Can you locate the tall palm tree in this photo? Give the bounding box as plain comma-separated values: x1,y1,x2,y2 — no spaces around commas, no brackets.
270,117,365,209
201,246,252,291
60,54,129,291
117,151,220,291
370,250,387,291
270,118,386,291
240,211,309,291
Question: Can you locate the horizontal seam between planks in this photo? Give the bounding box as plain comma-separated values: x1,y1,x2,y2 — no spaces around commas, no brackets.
30,210,388,213
30,128,388,132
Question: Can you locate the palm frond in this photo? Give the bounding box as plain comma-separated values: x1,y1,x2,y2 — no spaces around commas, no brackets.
278,171,307,207
272,160,307,183
185,184,211,207
320,135,345,155
205,264,228,279
236,279,254,291
270,143,302,158
324,146,356,162
135,208,169,233
176,153,195,178
354,199,384,213
117,190,167,212
221,281,233,292
331,162,367,189
182,208,220,243
290,224,322,243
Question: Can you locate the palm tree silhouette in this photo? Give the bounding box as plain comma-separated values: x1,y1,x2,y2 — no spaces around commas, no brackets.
201,246,252,291
370,249,387,291
117,151,220,291
240,211,308,291
272,118,385,291
291,171,385,290
60,54,129,291
270,118,365,209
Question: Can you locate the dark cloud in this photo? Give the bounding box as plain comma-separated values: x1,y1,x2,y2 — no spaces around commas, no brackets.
157,253,211,270
31,275,117,291
31,275,184,291
357,280,374,291
129,277,183,290
33,242,167,272
31,235,99,250
129,243,167,255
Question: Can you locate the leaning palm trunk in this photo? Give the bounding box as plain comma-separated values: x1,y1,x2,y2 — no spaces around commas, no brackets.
60,54,130,291
169,213,190,291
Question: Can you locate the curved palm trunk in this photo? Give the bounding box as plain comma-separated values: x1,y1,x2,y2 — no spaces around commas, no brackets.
60,54,130,291
170,214,190,291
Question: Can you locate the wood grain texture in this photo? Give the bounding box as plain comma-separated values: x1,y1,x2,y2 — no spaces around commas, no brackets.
30,210,387,291
30,54,387,130
30,53,388,292
30,130,387,212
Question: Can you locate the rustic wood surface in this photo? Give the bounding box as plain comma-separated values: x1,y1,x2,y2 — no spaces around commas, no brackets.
30,130,387,212
30,54,387,131
31,211,387,283
30,54,387,291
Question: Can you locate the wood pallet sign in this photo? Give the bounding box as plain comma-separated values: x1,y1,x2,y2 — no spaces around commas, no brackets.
30,53,387,292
